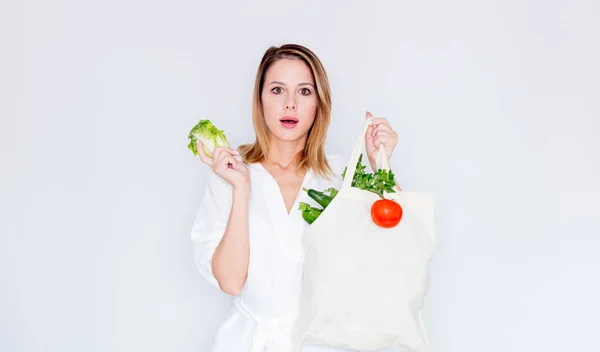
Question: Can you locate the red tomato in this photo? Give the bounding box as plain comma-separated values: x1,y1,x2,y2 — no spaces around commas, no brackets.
371,199,403,228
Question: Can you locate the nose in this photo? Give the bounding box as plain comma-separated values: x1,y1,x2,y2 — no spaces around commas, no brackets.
285,96,296,111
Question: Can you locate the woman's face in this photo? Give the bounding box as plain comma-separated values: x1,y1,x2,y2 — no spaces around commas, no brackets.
261,58,318,143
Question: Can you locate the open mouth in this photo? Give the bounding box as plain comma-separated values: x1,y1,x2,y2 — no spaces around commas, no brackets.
280,117,299,128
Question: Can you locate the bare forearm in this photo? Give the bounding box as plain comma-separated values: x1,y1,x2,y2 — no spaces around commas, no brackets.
212,185,250,295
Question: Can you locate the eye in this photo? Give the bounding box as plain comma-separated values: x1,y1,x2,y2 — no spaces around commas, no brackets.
300,88,312,96
271,86,283,94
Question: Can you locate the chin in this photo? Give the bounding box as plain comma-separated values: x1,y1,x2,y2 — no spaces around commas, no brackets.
272,130,307,142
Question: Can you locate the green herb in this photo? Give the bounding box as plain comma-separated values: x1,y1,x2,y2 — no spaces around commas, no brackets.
298,202,323,224
324,187,339,198
298,153,396,224
342,153,396,199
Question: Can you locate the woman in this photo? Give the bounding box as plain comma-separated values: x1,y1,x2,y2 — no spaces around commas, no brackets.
191,44,400,351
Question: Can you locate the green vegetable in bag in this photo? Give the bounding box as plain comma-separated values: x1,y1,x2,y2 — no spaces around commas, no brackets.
299,203,323,224
341,154,396,199
298,187,337,224
299,154,396,225
304,188,335,208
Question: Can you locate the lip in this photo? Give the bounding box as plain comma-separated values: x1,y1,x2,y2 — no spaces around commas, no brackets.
280,116,299,129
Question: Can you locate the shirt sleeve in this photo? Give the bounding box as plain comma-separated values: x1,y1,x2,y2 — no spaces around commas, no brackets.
190,171,233,290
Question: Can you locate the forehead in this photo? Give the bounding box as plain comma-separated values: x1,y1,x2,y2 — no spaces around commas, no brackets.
264,58,314,83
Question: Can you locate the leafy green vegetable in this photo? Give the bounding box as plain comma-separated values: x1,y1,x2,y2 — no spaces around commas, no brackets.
299,153,397,224
187,119,230,157
324,187,339,198
342,154,396,199
298,202,323,224
298,187,335,224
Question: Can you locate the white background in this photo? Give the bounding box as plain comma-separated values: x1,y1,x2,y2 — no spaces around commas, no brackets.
1,0,599,351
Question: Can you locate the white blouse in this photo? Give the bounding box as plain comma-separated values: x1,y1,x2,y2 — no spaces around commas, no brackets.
190,154,359,352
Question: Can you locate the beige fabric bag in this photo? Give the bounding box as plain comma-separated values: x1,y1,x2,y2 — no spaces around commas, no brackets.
292,119,436,352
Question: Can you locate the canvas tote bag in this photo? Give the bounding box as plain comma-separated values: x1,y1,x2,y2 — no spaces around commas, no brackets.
291,118,437,352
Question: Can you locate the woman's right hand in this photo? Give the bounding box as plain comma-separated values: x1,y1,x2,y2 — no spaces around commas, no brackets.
197,141,250,190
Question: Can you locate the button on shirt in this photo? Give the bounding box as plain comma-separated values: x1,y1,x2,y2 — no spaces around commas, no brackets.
191,154,358,352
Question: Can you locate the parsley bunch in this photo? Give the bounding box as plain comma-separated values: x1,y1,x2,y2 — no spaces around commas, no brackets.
341,153,397,199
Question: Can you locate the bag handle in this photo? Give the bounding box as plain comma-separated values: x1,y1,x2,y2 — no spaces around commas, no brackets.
341,118,391,190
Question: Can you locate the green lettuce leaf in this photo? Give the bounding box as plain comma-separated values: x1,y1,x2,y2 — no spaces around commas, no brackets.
187,119,230,157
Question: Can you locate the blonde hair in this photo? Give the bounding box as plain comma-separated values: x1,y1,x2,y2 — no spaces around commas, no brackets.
238,44,333,179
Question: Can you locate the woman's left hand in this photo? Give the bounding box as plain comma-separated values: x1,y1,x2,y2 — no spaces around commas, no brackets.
364,111,398,172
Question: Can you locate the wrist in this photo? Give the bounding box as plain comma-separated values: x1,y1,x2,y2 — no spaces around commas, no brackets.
233,182,251,197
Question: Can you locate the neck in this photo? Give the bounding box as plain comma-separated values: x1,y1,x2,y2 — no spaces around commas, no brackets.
265,135,307,170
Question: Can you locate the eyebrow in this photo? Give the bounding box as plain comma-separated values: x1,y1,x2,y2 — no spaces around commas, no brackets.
269,81,315,89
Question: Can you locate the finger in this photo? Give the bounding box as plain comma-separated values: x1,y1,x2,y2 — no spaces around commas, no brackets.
216,148,239,167
373,129,397,139
213,146,239,156
366,111,374,120
370,117,392,129
374,126,397,141
366,124,375,139
374,123,393,132
197,141,213,166
373,135,395,148
212,146,237,163
217,154,238,172
377,133,398,142
212,147,224,163
214,149,233,169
